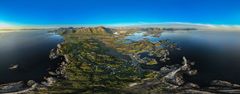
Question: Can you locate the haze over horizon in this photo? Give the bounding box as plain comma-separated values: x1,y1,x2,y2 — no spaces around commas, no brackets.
0,0,240,28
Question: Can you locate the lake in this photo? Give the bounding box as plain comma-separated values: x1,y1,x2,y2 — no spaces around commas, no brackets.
126,30,240,86
0,30,63,84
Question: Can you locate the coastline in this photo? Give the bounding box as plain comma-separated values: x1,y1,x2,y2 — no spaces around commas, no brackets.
1,27,240,93
0,41,66,93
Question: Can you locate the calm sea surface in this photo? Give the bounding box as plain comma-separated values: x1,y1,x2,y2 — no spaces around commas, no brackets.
0,30,63,84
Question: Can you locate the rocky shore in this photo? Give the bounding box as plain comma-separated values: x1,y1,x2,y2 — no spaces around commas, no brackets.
48,43,68,78
129,57,240,94
0,43,65,94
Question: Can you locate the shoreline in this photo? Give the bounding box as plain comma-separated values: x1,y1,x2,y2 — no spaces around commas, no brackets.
0,42,65,93
2,44,240,94
1,27,240,93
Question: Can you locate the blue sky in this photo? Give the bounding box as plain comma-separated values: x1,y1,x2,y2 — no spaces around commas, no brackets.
0,0,240,26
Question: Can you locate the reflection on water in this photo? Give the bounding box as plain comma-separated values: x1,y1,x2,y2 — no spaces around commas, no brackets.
0,30,63,84
126,30,240,86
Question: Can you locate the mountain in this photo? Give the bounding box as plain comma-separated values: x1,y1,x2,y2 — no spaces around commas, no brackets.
118,22,240,31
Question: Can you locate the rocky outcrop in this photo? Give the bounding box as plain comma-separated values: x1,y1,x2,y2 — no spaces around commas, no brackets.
41,77,56,87
64,55,70,63
0,40,67,94
210,80,240,88
54,61,67,78
216,89,240,93
49,49,58,59
128,57,201,93
0,81,25,93
162,57,197,86
181,89,214,94
48,42,69,78
182,83,200,89
126,54,240,94
203,80,240,94
0,80,38,94
49,43,64,59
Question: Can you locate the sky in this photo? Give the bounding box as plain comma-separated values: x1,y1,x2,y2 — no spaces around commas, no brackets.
0,0,240,27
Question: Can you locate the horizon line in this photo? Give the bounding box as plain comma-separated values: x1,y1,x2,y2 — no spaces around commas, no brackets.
2,22,240,29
